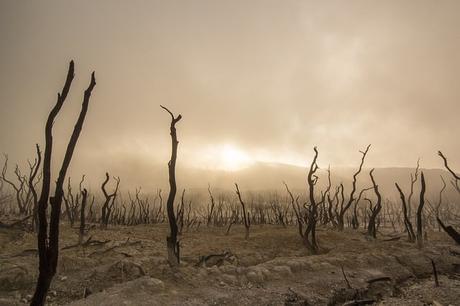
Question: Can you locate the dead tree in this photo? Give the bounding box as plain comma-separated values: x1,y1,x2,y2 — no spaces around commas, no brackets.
100,172,120,229
176,189,186,234
304,147,320,252
79,188,88,244
284,182,303,237
437,151,460,244
235,183,250,240
207,184,215,226
407,159,420,218
366,169,382,239
395,182,416,242
161,105,182,266
351,185,373,229
2,156,27,214
416,172,426,248
32,61,96,306
337,145,371,230
29,145,42,231
438,151,460,192
63,177,80,227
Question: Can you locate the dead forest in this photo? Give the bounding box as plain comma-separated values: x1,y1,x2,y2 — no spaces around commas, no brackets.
1,61,460,306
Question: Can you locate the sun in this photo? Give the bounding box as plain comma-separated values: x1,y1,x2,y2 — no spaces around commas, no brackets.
219,144,253,171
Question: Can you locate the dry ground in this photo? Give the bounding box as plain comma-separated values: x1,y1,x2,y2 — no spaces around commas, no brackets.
1,223,459,305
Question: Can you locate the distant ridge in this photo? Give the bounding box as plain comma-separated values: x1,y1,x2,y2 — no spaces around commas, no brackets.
84,157,458,200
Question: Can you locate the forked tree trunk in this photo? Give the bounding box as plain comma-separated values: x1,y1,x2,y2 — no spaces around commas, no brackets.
31,61,96,306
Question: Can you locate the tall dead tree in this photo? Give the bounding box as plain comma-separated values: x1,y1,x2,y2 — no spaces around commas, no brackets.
416,172,426,248
366,169,382,238
161,105,182,266
235,183,251,240
337,145,371,230
31,61,96,306
304,147,320,253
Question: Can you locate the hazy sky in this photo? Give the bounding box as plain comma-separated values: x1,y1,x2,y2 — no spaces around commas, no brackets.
1,0,459,182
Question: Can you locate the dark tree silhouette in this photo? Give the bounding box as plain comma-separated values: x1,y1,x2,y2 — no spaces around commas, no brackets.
161,105,182,266
304,147,320,252
100,172,120,229
337,145,371,230
416,172,426,248
235,183,251,240
284,182,303,238
29,145,42,231
437,151,460,244
31,61,96,306
207,184,215,226
366,169,382,239
351,186,373,230
395,182,416,242
79,188,88,244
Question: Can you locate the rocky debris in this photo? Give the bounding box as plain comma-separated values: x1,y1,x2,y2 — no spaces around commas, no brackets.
66,276,165,306
284,288,310,306
0,263,33,291
195,251,237,267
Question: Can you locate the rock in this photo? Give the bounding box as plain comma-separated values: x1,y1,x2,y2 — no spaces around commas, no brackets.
197,268,208,278
219,265,237,275
105,260,145,281
0,264,32,291
246,271,264,283
207,265,221,275
272,265,292,276
221,274,238,285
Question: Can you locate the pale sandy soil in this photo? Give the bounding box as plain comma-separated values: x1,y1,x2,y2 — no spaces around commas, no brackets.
1,224,459,306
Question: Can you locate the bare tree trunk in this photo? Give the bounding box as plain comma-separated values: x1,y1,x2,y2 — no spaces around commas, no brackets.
235,183,250,240
207,184,215,226
100,173,120,229
395,183,416,242
29,145,42,232
161,105,182,267
304,147,320,253
338,145,371,230
416,172,426,248
437,151,460,244
79,188,88,244
367,169,382,239
31,61,96,306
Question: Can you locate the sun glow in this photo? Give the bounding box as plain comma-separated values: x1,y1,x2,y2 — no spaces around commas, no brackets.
195,143,254,171
219,144,253,171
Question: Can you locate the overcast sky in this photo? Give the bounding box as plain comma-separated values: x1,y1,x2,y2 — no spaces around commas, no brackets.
1,0,459,184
